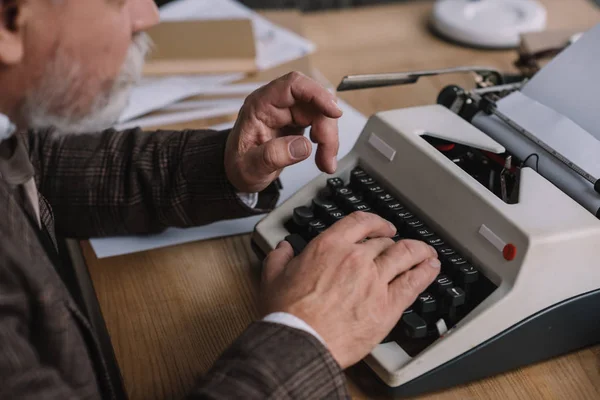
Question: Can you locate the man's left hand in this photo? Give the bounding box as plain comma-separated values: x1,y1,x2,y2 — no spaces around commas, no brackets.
225,72,343,193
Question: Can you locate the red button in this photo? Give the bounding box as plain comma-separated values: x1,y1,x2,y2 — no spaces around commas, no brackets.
503,244,517,261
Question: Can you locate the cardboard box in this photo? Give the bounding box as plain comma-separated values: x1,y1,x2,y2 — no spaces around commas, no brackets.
144,19,257,75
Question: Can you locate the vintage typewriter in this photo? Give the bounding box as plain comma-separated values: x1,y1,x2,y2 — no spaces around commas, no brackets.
251,28,600,397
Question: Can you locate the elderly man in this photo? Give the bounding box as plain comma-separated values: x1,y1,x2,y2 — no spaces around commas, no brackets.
0,0,441,399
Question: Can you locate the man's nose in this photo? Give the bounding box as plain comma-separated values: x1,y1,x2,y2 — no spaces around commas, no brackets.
130,0,160,33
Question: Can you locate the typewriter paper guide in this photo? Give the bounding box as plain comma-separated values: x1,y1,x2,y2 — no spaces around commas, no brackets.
488,23,600,215
496,23,600,173
518,23,600,141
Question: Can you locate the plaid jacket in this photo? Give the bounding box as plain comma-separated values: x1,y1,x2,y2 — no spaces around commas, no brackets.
0,127,349,399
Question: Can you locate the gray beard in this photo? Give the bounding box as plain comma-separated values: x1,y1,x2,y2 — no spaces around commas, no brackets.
20,32,152,135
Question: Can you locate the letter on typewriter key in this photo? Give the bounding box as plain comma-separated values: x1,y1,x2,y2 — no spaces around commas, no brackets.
444,287,466,307
401,312,428,339
327,177,345,192
433,275,453,295
293,206,314,227
312,197,338,220
308,220,328,239
351,203,372,213
458,264,479,285
327,210,346,224
350,166,367,183
416,292,437,314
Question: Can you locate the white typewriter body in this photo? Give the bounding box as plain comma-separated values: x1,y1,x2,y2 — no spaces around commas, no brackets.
252,104,600,389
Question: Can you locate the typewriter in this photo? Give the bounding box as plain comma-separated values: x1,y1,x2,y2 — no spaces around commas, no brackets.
251,28,600,397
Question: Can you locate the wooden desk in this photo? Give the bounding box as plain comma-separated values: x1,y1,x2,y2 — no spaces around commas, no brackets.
82,1,600,399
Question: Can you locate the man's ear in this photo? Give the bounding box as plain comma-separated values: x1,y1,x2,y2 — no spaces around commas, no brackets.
0,1,25,65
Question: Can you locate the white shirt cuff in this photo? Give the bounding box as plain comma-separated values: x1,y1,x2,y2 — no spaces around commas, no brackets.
262,312,326,345
236,192,259,208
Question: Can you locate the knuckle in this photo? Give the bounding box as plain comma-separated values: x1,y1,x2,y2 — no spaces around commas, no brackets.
262,145,280,170
311,234,331,256
401,271,424,294
347,248,364,264
286,71,304,84
349,210,375,225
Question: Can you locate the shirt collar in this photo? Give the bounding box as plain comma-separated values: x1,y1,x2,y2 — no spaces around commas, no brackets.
0,114,34,185
0,114,16,141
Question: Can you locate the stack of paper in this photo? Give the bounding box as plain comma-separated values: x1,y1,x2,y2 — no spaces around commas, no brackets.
90,1,367,258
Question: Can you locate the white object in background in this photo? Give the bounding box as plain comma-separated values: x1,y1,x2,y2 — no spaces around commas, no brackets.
159,0,315,70
431,0,547,48
90,99,367,258
164,98,247,112
119,74,243,122
116,103,244,130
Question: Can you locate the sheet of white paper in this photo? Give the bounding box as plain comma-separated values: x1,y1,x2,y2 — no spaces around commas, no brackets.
521,23,600,140
158,0,315,70
498,91,600,178
90,99,367,258
116,103,243,130
119,74,243,122
165,98,246,111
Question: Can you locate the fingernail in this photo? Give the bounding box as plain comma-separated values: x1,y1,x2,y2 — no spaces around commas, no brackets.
429,245,437,255
388,221,396,232
276,241,286,249
289,138,309,159
429,258,441,268
331,158,338,172
332,99,343,114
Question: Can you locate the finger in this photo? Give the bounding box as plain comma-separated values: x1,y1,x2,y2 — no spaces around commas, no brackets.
310,114,339,174
245,136,313,176
376,240,438,282
388,259,441,312
360,237,396,259
262,241,295,284
289,73,343,119
324,211,397,244
262,72,343,119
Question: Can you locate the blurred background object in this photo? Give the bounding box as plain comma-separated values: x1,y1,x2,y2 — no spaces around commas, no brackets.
155,0,600,11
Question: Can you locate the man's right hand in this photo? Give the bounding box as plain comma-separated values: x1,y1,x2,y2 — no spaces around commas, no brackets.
261,211,441,369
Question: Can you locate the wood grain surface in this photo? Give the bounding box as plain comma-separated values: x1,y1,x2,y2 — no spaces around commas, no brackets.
83,1,600,399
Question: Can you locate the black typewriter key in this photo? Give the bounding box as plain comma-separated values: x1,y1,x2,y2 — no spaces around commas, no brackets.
285,234,308,257
445,255,468,272
350,166,368,183
375,192,395,204
364,185,385,201
432,275,453,295
391,232,402,242
327,210,346,224
380,200,405,217
391,210,414,228
340,193,362,205
351,202,372,213
312,197,338,219
335,187,354,198
292,206,314,227
415,228,435,239
404,219,425,236
327,178,345,191
437,246,456,262
401,312,428,339
444,287,466,308
457,264,479,285
416,292,437,314
352,176,376,192
425,236,445,249
307,220,327,239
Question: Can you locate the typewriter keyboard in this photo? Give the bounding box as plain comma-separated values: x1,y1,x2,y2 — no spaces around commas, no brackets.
283,166,497,356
